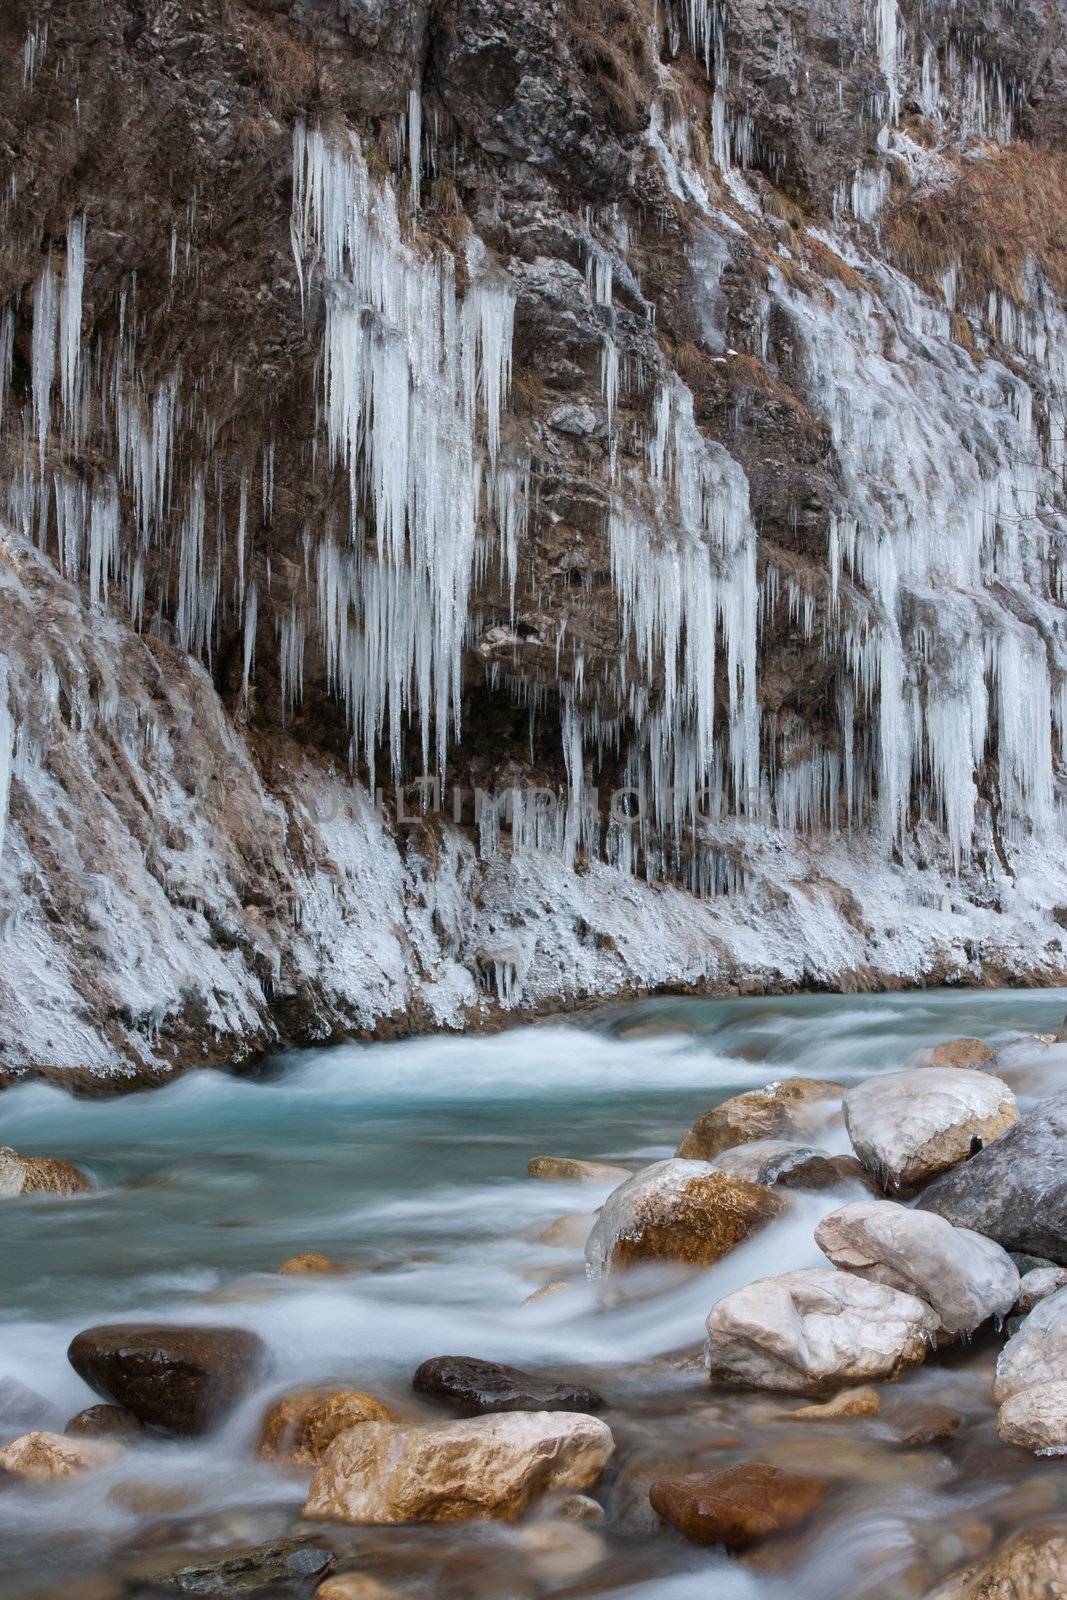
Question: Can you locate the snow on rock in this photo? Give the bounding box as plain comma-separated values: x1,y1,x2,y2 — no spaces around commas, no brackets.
814,1199,1018,1336
705,1267,939,1394
842,1068,1017,1194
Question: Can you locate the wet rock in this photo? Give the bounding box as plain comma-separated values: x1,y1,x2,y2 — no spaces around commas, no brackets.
919,1090,1067,1261
128,1538,334,1595
843,1068,1017,1195
996,1383,1067,1452
585,1160,783,1276
276,1253,348,1276
0,1146,91,1198
780,1387,882,1421
544,1492,606,1523
65,1403,144,1441
523,1281,576,1304
527,1156,631,1184
814,1199,1019,1335
649,1462,829,1549
315,1579,397,1600
1016,1266,1067,1314
512,1517,607,1580
413,1356,603,1416
538,1212,596,1249
0,1429,122,1481
706,1268,938,1394
993,1287,1067,1451
768,1152,879,1193
257,1388,396,1468
922,1526,1067,1599
303,1412,614,1524
676,1080,842,1161
924,1039,993,1070
881,1401,961,1446
713,1139,818,1181
67,1323,267,1435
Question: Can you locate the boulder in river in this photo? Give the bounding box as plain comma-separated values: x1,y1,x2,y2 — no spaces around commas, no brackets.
918,1090,1067,1262
585,1160,783,1276
706,1267,938,1394
649,1461,829,1549
993,1286,1067,1451
0,1429,122,1481
303,1411,614,1524
275,1253,348,1276
65,1403,143,1441
125,1538,334,1596
0,1146,91,1198
997,1383,1067,1453
843,1068,1016,1195
814,1199,1019,1335
413,1356,603,1416
67,1323,267,1435
923,1038,993,1070
922,1525,1067,1599
676,1080,842,1161
257,1388,396,1468
528,1156,632,1184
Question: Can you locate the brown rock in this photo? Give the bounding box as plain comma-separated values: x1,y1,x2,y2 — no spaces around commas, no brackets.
0,1146,91,1198
925,1039,993,1070
67,1323,267,1435
781,1387,882,1421
676,1081,842,1161
528,1156,632,1184
276,1253,348,1276
0,1429,122,1481
316,1579,397,1600
257,1388,396,1468
882,1401,961,1446
922,1525,1067,1599
769,1153,880,1194
585,1161,784,1276
65,1403,143,1441
649,1462,829,1550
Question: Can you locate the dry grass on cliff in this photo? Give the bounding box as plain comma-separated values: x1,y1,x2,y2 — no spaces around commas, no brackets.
566,0,658,130
883,144,1067,309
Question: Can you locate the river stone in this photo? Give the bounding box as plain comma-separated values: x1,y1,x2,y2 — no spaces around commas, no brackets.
843,1068,1017,1194
128,1538,333,1596
528,1157,632,1184
712,1140,817,1181
0,1429,122,1480
303,1412,614,1524
315,1580,397,1600
0,1146,91,1198
67,1323,267,1435
65,1403,143,1441
781,1387,882,1420
996,1382,1067,1453
649,1462,829,1549
1017,1266,1067,1314
924,1038,993,1070
767,1152,879,1193
993,1286,1067,1450
814,1199,1019,1335
918,1090,1067,1261
276,1253,348,1276
257,1388,396,1467
922,1526,1067,1599
706,1267,938,1394
881,1401,961,1446
676,1080,842,1161
584,1160,783,1277
412,1356,603,1416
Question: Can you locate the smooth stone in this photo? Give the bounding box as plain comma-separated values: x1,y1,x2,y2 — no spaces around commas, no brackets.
538,1212,597,1249
316,1580,397,1600
779,1387,882,1421
68,1323,267,1435
881,1401,961,1446
528,1156,631,1184
0,1429,122,1481
924,1039,993,1070
921,1527,1067,1599
713,1140,819,1181
676,1080,842,1161
128,1539,334,1596
993,1287,1067,1451
302,1412,614,1525
542,1491,606,1523
65,1403,144,1441
649,1462,829,1549
276,1253,348,1276
585,1160,783,1277
1016,1266,1067,1314
758,1149,879,1193
814,1199,1019,1334
257,1388,396,1468
919,1090,1067,1262
512,1518,607,1580
706,1267,938,1394
412,1356,603,1417
996,1382,1067,1453
0,1146,91,1198
843,1068,1017,1195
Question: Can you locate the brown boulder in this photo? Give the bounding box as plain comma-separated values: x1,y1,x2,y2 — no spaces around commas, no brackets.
0,1146,91,1198
0,1429,122,1481
585,1160,783,1276
676,1081,841,1161
528,1156,632,1184
67,1323,266,1435
924,1038,993,1070
257,1388,395,1468
276,1253,348,1276
922,1525,1067,1599
649,1462,829,1549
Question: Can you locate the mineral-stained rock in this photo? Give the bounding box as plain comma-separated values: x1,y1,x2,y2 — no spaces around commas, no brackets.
843,1068,1017,1195
921,1526,1067,1599
1016,1266,1067,1314
412,1356,603,1416
814,1199,1019,1334
256,1388,396,1468
0,1146,91,1198
918,1090,1067,1261
0,1429,122,1481
585,1160,783,1277
67,1323,267,1435
649,1462,829,1549
276,1253,348,1276
528,1157,631,1184
706,1268,938,1394
676,1081,842,1161
65,1403,144,1441
303,1412,614,1524
924,1038,993,1070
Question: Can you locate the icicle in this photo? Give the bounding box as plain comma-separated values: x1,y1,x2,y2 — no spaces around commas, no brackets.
31,258,57,475
408,86,422,209
59,215,85,436
236,471,248,605
243,581,258,699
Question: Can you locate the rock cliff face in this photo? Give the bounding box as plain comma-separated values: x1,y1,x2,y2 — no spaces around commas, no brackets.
2,0,1067,1078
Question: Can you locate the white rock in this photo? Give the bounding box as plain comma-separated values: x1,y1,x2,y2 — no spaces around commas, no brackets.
705,1267,938,1394
1016,1266,1067,1315
843,1068,1017,1194
814,1200,1019,1335
996,1381,1067,1453
994,1286,1067,1406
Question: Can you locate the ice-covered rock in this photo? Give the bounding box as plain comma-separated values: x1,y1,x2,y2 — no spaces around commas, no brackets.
843,1068,1017,1194
814,1200,1019,1335
302,1412,613,1524
584,1160,783,1277
705,1267,938,1394
1016,1267,1067,1315
992,1286,1067,1450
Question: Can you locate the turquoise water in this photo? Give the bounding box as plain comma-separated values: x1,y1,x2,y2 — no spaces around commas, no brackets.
0,988,1066,1598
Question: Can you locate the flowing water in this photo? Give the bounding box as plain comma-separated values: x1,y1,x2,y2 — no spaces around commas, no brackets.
2,988,1067,1599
